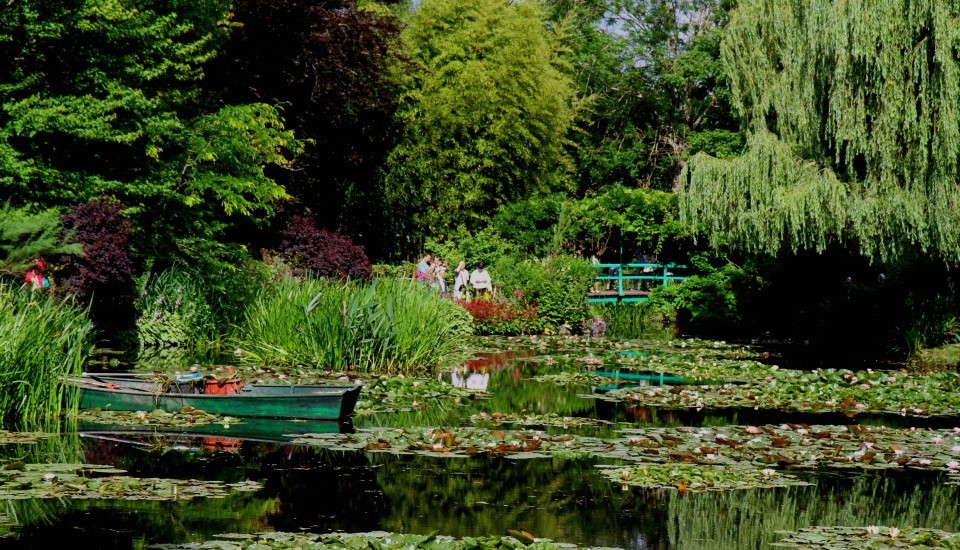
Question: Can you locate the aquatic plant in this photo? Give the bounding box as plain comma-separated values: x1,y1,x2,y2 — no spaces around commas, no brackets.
596,462,811,492
0,463,260,501
772,525,960,549
133,266,217,352
231,277,473,374
0,285,92,428
158,530,614,549
597,366,960,417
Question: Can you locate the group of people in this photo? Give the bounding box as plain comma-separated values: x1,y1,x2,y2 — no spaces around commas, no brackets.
416,254,492,299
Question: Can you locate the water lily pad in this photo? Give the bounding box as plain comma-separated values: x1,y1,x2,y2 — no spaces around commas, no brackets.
0,462,260,501
596,462,811,492
771,525,960,548
149,530,621,549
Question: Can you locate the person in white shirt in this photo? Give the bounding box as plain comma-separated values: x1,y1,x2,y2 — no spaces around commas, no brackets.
469,263,492,296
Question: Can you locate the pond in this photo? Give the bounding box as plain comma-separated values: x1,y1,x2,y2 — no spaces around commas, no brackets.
3,336,960,548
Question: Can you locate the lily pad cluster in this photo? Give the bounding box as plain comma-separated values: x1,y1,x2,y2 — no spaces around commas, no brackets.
291,426,574,459
289,423,960,479
594,424,960,473
771,525,960,549
355,376,485,415
0,463,260,501
596,367,960,417
77,408,239,428
151,530,620,549
468,411,610,429
596,462,811,492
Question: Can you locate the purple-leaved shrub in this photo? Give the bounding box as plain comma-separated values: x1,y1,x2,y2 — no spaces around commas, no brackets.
279,215,371,279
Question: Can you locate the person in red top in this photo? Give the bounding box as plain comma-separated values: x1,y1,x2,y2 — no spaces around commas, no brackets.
24,258,49,290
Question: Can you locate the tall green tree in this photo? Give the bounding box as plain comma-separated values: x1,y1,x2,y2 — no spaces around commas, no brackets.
680,0,960,263
0,1,302,263
385,0,579,247
550,0,739,193
202,0,403,259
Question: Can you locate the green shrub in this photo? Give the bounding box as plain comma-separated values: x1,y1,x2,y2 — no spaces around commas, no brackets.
488,253,594,333
0,285,92,428
648,264,755,337
133,266,217,352
231,277,471,374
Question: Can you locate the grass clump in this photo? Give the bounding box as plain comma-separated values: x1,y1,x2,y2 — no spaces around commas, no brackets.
0,285,92,428
230,277,472,374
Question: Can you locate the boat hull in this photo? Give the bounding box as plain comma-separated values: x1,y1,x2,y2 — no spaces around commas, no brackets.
72,374,362,420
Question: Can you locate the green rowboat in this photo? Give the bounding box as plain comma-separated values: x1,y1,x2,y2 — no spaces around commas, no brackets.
70,373,362,421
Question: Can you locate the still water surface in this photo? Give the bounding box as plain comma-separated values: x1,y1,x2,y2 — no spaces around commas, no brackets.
5,338,959,549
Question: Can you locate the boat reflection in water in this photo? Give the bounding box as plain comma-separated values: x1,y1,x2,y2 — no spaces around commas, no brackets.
79,416,353,453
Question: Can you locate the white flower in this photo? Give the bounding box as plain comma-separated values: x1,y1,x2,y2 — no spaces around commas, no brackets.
946,461,960,470
888,527,901,538
864,526,880,535
761,469,775,478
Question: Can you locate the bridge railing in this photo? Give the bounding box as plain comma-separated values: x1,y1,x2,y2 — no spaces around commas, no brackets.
589,263,687,302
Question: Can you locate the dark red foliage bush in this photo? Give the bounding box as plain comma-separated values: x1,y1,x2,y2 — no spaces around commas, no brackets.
279,215,371,279
57,197,134,301
460,296,538,335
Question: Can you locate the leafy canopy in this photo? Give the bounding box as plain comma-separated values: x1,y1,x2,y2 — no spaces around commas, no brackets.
680,0,960,263
0,1,302,261
385,0,579,239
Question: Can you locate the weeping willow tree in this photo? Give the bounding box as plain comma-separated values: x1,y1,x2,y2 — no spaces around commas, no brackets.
679,0,960,262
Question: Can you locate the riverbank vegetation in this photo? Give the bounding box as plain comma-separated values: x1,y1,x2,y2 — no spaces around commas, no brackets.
0,286,92,427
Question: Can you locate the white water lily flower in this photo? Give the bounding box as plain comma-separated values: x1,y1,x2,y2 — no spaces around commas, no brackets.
951,446,960,453
865,526,880,535
761,469,775,478
888,527,901,538
946,461,960,470
43,473,57,481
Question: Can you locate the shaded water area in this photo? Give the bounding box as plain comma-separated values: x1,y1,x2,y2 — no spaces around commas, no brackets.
4,337,960,548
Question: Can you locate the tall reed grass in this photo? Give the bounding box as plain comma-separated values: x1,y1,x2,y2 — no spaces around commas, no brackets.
0,285,93,428
230,278,473,374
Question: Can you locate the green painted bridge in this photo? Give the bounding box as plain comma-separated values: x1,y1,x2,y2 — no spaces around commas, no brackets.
588,263,687,303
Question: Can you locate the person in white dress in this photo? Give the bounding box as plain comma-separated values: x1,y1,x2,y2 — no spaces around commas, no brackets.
434,258,448,294
453,261,469,299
